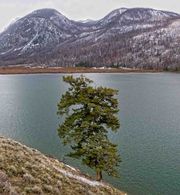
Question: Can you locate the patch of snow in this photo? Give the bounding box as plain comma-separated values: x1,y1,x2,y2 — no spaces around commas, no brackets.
21,32,39,53
56,168,105,187
65,164,77,172
25,28,31,32
0,49,13,55
13,47,22,51
78,19,95,24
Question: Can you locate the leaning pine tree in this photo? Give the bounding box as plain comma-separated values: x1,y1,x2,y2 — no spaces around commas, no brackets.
57,75,121,181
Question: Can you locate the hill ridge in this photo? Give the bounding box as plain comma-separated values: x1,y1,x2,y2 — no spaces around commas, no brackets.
0,7,180,69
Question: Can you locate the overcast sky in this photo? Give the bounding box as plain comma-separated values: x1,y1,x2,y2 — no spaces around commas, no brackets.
1,0,180,31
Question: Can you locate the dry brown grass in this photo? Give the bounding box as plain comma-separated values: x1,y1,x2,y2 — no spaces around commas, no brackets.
0,66,160,75
0,137,126,195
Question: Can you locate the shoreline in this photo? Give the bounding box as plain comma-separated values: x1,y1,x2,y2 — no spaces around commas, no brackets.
0,66,163,75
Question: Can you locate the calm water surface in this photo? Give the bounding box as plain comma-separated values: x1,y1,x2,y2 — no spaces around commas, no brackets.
0,73,179,195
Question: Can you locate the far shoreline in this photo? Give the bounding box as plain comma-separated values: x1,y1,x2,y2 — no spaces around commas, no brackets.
0,66,164,75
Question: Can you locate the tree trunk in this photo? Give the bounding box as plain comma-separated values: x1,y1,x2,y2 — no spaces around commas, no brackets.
96,170,102,181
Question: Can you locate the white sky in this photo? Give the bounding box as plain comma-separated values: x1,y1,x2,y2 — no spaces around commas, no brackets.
0,0,180,31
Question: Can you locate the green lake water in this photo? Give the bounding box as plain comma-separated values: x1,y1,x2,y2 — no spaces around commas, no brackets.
0,73,179,195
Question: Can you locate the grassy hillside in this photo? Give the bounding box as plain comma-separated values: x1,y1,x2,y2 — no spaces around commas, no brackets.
0,137,126,195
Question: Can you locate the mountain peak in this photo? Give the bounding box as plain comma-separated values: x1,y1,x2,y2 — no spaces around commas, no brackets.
28,8,66,19
120,7,180,21
97,7,180,26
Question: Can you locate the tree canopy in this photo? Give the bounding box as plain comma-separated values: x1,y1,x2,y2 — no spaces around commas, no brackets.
57,75,121,181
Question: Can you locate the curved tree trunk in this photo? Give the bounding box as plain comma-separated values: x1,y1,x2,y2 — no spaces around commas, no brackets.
96,170,102,181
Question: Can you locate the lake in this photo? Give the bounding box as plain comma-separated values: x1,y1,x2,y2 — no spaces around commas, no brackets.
0,73,179,195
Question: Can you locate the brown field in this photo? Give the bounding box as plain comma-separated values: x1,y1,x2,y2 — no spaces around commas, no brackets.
0,66,162,74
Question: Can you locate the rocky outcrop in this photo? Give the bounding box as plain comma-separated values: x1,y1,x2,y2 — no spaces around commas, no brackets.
0,137,125,195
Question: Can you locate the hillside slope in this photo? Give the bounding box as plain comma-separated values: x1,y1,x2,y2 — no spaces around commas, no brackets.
0,137,125,195
0,8,180,69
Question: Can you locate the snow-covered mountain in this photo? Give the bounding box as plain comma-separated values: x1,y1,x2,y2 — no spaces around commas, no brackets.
0,7,180,69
